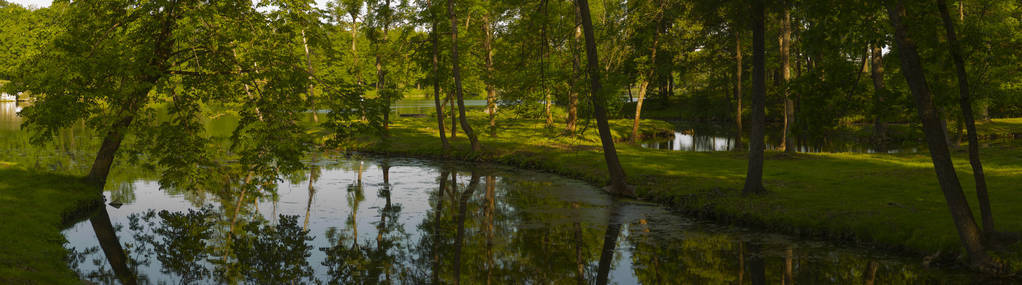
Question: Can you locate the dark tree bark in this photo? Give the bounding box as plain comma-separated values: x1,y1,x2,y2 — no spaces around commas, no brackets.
886,1,990,267
742,0,767,195
870,44,888,149
937,0,994,236
429,3,449,150
431,170,447,284
745,242,766,285
595,206,621,285
377,0,392,131
446,0,481,152
575,0,633,197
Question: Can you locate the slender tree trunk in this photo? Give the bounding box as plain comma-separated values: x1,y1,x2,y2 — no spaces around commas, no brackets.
780,6,794,153
870,44,888,149
301,29,319,123
743,0,767,195
541,0,553,127
576,0,633,197
432,170,447,284
483,14,497,135
633,8,661,144
449,88,457,138
886,1,990,267
735,32,744,150
351,13,362,85
938,0,994,235
595,207,621,285
430,5,449,150
447,0,480,152
632,81,651,143
567,7,582,133
378,0,392,131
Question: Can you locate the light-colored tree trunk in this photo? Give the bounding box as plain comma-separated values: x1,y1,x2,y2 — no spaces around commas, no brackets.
447,0,480,152
779,6,793,152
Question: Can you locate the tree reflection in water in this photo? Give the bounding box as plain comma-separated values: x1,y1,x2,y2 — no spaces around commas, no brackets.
63,158,990,284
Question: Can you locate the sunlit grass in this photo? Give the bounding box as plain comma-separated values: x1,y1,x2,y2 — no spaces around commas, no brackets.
357,113,1022,265
0,162,101,284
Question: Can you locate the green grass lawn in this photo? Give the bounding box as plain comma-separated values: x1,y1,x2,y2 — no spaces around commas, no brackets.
352,113,1022,270
0,162,101,284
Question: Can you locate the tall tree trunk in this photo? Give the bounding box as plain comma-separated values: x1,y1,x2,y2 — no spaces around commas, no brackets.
350,12,362,85
447,0,481,152
595,207,621,285
886,1,990,267
631,81,651,143
378,0,392,131
742,0,767,195
870,44,888,149
575,0,633,197
301,29,318,123
938,0,994,235
483,14,497,135
91,206,137,285
432,170,447,284
449,88,457,138
633,5,662,144
566,6,583,133
430,4,449,150
780,5,794,153
541,0,553,127
735,32,744,150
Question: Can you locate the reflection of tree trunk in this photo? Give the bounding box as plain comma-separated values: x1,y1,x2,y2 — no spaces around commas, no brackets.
886,1,990,266
90,206,137,285
783,247,793,284
595,202,621,285
485,176,495,284
745,242,765,285
865,261,878,285
738,242,744,284
595,223,621,285
432,170,448,284
573,208,584,285
452,171,480,285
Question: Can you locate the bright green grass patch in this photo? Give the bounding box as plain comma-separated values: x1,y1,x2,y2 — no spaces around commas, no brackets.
353,114,1022,268
0,162,101,284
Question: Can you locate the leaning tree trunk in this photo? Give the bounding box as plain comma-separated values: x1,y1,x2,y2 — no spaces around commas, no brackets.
429,4,449,150
886,1,990,267
937,0,994,235
91,206,137,285
446,0,480,152
742,0,767,195
575,0,632,197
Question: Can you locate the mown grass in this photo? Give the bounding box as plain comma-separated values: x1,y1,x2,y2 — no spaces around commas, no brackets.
351,113,1022,270
0,162,101,284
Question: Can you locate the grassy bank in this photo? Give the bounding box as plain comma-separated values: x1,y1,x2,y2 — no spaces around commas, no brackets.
0,162,101,284
350,114,1022,270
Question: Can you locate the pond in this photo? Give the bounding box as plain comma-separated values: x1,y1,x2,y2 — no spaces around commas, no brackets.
640,122,922,154
61,156,991,284
0,101,997,283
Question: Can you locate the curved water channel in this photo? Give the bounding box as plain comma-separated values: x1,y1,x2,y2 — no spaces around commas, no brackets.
61,156,993,284
0,101,1000,283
